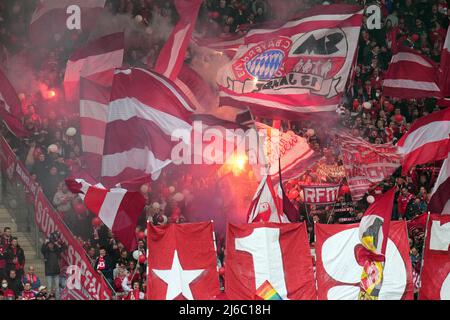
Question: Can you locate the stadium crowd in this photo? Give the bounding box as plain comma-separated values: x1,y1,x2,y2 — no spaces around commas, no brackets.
0,0,448,299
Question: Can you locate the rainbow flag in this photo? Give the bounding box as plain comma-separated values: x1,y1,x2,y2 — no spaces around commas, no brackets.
255,280,283,300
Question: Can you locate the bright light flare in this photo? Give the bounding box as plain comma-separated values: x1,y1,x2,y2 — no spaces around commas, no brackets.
230,153,248,176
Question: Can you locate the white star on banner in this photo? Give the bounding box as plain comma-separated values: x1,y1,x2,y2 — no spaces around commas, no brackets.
152,250,204,300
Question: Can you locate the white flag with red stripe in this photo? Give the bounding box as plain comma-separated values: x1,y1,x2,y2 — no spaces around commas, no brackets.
153,0,202,81
79,77,110,179
213,5,363,119
31,0,106,47
247,175,290,223
64,32,124,102
65,178,145,250
429,152,450,214
397,108,450,175
439,28,450,97
101,68,195,188
382,46,442,99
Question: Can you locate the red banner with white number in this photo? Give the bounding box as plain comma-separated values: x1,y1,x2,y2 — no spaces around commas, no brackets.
315,221,413,300
419,214,450,300
226,222,317,300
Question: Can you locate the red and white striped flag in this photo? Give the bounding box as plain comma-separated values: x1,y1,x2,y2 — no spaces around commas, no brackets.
65,178,146,251
397,108,450,175
213,5,363,119
30,0,106,47
439,28,450,97
382,47,442,99
79,77,110,179
0,68,29,137
64,32,124,102
101,68,195,188
429,153,450,214
247,175,290,223
153,0,203,81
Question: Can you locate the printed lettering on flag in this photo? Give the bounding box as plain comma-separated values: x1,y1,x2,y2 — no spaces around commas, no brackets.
215,5,363,119
226,222,317,300
339,133,401,201
302,184,340,204
315,221,414,300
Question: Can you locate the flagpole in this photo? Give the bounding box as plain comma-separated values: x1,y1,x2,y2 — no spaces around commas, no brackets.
416,211,431,300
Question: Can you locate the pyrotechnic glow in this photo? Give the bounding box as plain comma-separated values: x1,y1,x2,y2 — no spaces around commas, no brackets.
230,153,248,176
48,90,56,98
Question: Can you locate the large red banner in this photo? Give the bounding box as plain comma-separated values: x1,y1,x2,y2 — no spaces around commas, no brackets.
419,214,450,300
147,222,220,300
315,221,414,300
339,134,401,201
226,222,317,300
0,136,112,300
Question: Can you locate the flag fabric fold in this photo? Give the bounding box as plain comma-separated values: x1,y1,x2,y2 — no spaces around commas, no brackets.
357,188,396,300
65,178,146,251
439,28,450,97
429,152,450,214
397,108,450,175
382,46,442,99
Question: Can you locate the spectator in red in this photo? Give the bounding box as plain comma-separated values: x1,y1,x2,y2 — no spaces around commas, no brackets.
5,237,25,279
124,281,145,300
21,282,37,300
0,227,12,249
398,187,415,219
95,247,114,286
21,266,41,291
0,279,15,300
0,244,6,280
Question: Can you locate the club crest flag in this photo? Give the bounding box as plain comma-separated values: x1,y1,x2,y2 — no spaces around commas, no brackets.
216,5,363,119
358,188,396,300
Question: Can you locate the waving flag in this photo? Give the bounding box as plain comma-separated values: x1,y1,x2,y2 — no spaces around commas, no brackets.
213,5,363,119
101,68,194,188
65,178,146,251
397,108,450,175
64,32,124,102
439,28,450,97
247,175,289,223
382,47,442,99
147,222,220,300
226,222,317,300
357,188,396,300
0,69,29,137
30,0,106,47
429,153,450,214
338,133,401,201
255,280,283,300
153,0,202,81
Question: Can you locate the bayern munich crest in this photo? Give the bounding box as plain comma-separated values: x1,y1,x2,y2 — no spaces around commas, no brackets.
245,49,285,80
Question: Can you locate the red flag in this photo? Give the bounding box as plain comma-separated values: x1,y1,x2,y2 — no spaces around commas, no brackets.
214,5,363,120
419,214,450,300
65,178,145,251
429,153,450,214
101,68,195,188
146,221,220,300
153,0,203,81
247,175,289,223
64,32,124,102
0,69,29,137
30,0,106,48
397,108,450,175
315,221,414,300
338,133,401,201
225,222,317,300
439,28,450,97
382,46,442,99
